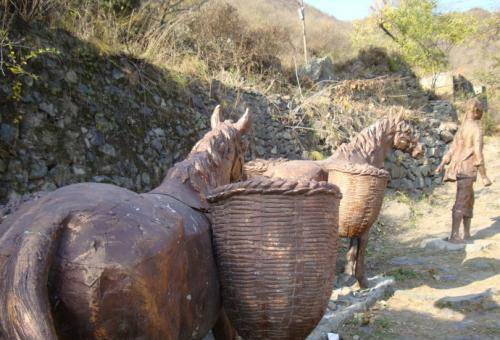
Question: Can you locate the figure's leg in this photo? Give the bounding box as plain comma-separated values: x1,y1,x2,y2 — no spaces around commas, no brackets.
212,308,237,340
463,178,475,240
355,231,370,289
463,217,472,240
450,211,463,243
344,238,358,276
449,181,464,243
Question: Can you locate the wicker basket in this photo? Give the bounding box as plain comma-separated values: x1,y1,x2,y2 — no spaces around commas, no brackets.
327,163,389,238
207,178,341,340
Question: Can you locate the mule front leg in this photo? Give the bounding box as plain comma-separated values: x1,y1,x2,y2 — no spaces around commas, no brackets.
344,237,358,276
355,231,370,288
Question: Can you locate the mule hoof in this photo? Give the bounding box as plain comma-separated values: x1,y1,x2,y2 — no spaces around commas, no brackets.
357,278,369,289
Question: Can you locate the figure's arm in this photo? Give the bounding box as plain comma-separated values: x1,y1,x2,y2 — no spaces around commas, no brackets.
435,133,458,173
478,165,491,186
474,129,492,186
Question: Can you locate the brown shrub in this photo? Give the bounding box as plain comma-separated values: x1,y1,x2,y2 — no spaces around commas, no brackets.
187,2,290,77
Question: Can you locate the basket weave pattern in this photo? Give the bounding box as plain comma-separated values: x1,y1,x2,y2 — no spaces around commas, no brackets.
327,164,389,238
208,178,341,340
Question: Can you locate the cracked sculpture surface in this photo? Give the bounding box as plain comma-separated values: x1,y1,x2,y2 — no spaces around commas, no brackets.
0,106,251,340
435,98,492,243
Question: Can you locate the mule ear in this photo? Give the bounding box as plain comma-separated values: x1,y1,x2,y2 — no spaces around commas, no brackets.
210,105,223,130
235,108,251,134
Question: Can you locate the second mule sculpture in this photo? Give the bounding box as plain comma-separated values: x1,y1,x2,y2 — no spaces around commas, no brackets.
244,113,424,287
0,106,250,340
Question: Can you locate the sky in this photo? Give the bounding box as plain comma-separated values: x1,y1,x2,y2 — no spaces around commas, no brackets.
304,0,500,21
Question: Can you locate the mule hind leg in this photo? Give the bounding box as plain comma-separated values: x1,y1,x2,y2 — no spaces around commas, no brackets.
344,238,358,276
355,231,370,289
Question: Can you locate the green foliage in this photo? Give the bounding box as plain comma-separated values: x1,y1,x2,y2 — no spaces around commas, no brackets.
308,150,325,160
0,33,58,101
388,267,419,281
362,0,477,75
388,57,401,72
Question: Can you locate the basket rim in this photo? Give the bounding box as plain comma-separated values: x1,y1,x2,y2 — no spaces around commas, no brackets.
207,177,342,203
326,162,390,178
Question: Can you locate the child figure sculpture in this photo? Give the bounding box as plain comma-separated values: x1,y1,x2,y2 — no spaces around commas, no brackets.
435,98,492,243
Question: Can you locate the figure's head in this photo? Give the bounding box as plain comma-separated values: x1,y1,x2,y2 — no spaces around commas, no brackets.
393,115,424,158
467,98,484,120
191,105,251,185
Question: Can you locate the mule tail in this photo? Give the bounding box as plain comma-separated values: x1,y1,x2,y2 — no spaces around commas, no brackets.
0,209,70,340
243,158,288,179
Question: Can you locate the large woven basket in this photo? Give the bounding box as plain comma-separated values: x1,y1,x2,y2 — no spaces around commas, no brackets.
207,178,341,340
327,163,389,238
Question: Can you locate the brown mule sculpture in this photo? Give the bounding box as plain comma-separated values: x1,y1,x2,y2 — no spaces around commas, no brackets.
244,113,424,288
0,106,250,340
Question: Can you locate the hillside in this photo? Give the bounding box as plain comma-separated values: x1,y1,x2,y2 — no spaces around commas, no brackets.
449,8,499,76
229,0,355,63
230,1,498,97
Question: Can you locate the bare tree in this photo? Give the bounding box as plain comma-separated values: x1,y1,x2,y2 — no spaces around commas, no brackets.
297,0,308,64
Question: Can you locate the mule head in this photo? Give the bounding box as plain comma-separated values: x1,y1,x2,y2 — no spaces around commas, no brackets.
394,120,424,158
208,106,251,183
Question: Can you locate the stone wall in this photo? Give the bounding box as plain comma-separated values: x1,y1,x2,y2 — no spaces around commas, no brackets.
1,50,204,201
0,29,312,203
0,30,458,203
385,101,458,192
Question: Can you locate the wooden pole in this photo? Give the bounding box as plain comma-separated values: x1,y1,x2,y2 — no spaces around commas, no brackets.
298,0,308,64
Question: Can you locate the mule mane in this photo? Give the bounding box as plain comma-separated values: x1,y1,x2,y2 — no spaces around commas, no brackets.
165,121,239,194
332,116,400,163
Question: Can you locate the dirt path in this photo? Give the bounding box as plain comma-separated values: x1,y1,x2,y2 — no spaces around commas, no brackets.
338,136,500,339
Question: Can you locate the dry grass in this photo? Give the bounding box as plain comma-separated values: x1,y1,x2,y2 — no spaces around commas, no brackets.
0,0,362,92
288,76,423,147
43,0,294,91
1,0,56,24
186,2,291,78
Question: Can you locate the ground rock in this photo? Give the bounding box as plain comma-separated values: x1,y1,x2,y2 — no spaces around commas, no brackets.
420,238,466,251
298,56,336,83
307,276,395,339
435,289,499,312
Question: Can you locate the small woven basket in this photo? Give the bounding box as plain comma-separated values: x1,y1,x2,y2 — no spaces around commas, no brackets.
327,163,389,238
207,177,341,340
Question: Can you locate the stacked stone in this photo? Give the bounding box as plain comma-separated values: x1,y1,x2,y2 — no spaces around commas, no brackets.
0,33,209,202
385,100,458,192
0,44,310,202
0,30,459,201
